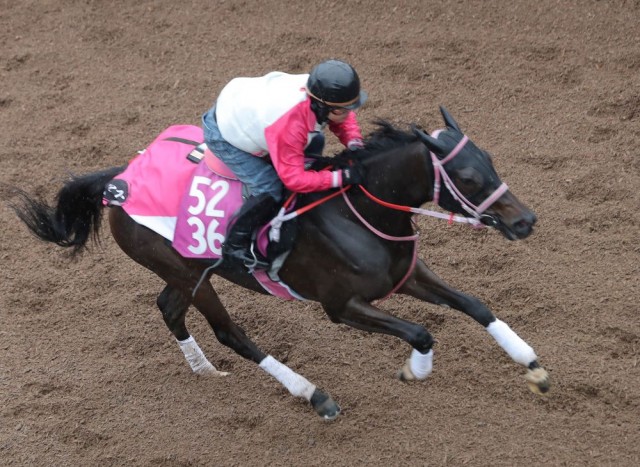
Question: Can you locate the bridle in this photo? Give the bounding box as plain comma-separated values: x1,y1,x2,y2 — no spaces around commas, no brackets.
264,130,510,300
270,129,510,239
428,129,509,227
350,129,509,230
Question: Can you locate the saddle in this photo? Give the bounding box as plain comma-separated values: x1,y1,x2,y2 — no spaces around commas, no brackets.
165,135,298,278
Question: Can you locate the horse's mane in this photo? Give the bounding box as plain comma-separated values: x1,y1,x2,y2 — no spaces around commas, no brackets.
309,120,420,171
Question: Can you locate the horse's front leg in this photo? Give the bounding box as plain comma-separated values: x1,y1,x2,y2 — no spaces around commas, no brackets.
323,296,436,381
398,259,550,394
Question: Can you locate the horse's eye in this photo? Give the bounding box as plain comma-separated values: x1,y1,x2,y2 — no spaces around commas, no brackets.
455,169,483,196
458,175,477,186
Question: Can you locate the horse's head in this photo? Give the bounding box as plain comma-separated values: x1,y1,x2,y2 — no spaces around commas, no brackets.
414,107,536,240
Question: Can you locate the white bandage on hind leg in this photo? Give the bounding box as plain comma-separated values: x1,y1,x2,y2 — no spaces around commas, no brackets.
486,319,537,366
410,349,434,379
259,355,316,401
177,336,216,374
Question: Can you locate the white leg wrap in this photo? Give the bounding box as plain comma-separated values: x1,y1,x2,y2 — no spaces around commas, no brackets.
177,336,217,374
486,319,537,366
410,349,433,380
259,355,316,401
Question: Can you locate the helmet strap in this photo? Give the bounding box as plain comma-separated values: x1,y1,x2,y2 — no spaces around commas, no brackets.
310,98,331,124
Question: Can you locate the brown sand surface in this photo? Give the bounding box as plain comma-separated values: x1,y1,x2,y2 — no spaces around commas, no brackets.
1,1,639,465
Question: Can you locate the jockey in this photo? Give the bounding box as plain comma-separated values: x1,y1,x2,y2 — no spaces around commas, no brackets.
202,59,368,268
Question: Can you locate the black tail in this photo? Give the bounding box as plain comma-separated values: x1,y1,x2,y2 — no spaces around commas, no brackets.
11,166,126,256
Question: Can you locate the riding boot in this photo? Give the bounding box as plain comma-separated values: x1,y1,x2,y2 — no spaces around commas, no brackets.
222,193,278,269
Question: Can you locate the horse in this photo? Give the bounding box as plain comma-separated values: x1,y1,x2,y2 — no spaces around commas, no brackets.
11,107,550,420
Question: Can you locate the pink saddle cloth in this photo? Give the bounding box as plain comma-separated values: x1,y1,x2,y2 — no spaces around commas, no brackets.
104,124,303,301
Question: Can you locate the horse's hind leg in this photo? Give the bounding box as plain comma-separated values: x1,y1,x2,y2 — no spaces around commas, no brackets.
398,259,550,394
110,208,340,419
156,285,227,376
190,279,341,420
109,208,226,376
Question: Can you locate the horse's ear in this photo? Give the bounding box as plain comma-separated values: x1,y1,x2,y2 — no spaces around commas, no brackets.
413,126,448,155
439,106,462,132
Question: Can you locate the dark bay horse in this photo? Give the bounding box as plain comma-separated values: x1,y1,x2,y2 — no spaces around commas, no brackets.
12,107,549,420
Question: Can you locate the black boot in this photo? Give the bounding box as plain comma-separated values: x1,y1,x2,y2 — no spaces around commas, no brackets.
222,193,278,269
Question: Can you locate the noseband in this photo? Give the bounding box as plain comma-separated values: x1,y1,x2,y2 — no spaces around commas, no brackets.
430,130,509,224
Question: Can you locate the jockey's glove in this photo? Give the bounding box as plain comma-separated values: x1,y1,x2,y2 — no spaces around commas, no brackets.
341,164,366,186
347,139,364,151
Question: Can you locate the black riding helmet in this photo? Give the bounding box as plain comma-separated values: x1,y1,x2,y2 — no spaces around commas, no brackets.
306,60,368,115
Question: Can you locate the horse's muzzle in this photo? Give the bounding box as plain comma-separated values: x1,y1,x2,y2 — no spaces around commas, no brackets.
514,212,537,238
483,211,536,240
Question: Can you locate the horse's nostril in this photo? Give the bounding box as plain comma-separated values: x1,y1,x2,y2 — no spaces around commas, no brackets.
513,219,534,238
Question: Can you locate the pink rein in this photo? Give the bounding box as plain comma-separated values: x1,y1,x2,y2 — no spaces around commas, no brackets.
339,129,511,300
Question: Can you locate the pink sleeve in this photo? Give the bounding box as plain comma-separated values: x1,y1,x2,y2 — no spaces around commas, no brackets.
265,103,341,193
328,112,364,147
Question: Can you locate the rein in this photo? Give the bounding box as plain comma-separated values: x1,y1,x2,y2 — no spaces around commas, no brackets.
358,185,483,228
268,187,349,242
267,129,509,300
271,127,511,238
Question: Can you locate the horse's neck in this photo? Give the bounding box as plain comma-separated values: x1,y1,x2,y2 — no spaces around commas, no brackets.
365,142,433,206
344,142,433,237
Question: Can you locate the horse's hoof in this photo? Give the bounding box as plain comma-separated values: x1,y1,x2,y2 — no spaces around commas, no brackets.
525,367,550,395
397,359,416,382
196,365,230,377
310,388,341,421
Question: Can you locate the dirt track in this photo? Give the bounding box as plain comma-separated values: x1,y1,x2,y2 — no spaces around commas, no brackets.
1,1,639,465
